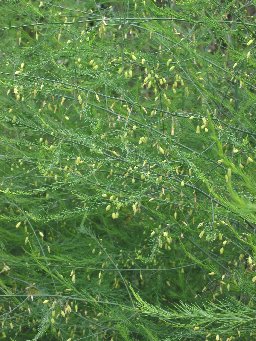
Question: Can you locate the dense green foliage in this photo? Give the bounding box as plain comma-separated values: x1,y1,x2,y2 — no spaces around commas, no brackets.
0,0,256,340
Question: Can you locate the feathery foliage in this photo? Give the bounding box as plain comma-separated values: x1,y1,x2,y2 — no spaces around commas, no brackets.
0,0,256,340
